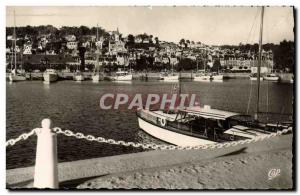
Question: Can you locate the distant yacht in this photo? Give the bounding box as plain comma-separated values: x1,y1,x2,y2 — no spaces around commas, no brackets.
193,59,211,82
92,24,104,83
160,71,179,81
263,73,279,81
113,70,133,81
74,70,85,81
112,55,133,81
249,73,263,81
160,62,179,81
43,69,58,84
193,72,211,82
211,72,223,81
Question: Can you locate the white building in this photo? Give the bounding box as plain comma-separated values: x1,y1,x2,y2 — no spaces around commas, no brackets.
23,44,32,54
66,41,78,50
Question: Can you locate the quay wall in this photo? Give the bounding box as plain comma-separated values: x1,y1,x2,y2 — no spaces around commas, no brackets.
6,134,292,188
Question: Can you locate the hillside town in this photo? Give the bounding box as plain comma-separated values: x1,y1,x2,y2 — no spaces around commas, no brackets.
6,25,294,74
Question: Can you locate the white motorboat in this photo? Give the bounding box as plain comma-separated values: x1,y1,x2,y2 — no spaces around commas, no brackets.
160,72,179,81
113,71,133,81
9,70,26,82
92,74,103,82
211,72,223,81
43,69,58,84
194,71,211,82
194,75,211,82
263,73,279,81
249,73,263,81
74,71,85,81
137,105,271,146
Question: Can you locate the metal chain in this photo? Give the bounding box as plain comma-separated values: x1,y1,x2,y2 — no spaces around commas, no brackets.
52,127,293,150
6,128,40,147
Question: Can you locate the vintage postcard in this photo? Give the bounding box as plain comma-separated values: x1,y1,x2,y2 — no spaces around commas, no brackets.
5,6,295,190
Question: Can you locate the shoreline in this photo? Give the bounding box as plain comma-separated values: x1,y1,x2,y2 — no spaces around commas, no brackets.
6,72,294,82
7,134,293,189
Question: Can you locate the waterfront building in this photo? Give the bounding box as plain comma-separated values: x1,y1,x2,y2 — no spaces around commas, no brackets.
66,41,78,50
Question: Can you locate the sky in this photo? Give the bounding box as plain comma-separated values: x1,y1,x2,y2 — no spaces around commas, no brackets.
6,6,294,45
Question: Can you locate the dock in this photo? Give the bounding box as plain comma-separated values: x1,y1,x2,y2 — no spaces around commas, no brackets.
7,133,292,189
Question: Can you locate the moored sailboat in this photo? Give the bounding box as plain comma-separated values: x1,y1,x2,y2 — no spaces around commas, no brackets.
9,10,26,82
92,24,104,83
137,7,291,146
160,61,179,81
194,58,211,82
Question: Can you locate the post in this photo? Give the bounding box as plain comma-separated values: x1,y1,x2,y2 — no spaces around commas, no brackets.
33,119,58,189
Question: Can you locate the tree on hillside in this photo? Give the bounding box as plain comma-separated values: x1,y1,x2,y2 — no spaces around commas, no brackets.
140,33,148,43
179,39,185,47
211,59,222,72
273,40,294,72
127,34,135,44
154,37,159,45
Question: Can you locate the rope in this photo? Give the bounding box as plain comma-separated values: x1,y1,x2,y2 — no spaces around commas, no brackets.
247,80,253,114
246,8,260,44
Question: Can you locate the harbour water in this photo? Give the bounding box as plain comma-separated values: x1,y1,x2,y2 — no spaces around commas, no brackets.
6,80,293,169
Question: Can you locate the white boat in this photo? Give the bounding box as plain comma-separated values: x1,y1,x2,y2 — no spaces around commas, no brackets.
193,74,211,82
194,59,212,82
160,61,179,81
160,72,179,81
9,71,26,82
137,105,270,146
43,69,58,83
211,72,223,81
263,73,279,81
113,71,133,81
74,71,85,81
249,74,263,81
92,74,103,82
92,24,104,83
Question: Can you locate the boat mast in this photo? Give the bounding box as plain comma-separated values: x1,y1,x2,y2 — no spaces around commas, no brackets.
13,10,17,74
196,56,199,72
254,6,264,121
96,23,100,74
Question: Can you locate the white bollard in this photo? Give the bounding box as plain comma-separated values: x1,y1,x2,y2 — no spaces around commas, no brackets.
33,119,59,189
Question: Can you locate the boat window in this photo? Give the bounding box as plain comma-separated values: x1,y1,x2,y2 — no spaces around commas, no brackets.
228,115,254,127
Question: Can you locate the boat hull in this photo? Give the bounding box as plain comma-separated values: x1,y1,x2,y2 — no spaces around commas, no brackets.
212,75,223,81
43,73,58,83
250,77,263,81
263,76,279,81
138,116,216,146
113,74,133,81
74,75,85,81
92,74,103,82
9,74,26,82
160,75,179,81
194,76,211,81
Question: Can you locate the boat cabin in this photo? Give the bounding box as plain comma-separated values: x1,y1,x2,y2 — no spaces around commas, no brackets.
137,105,269,143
